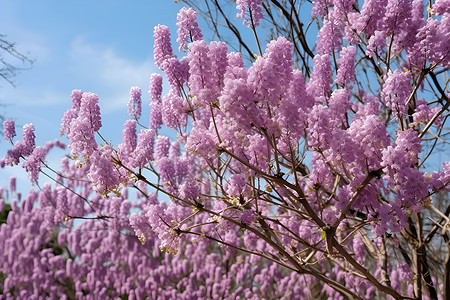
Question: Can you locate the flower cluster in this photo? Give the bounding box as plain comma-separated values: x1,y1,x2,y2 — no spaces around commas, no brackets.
236,0,263,28
127,86,142,120
1,2,449,299
3,120,15,140
176,7,203,51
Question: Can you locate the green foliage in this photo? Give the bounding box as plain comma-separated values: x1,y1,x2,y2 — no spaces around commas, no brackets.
0,203,11,225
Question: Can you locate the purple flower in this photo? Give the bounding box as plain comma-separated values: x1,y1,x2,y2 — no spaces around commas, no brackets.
149,73,163,104
348,115,391,170
130,129,155,169
247,37,293,107
67,93,101,158
153,25,174,69
161,89,187,129
381,0,412,36
185,123,217,159
226,174,249,197
307,54,331,103
208,41,228,92
176,7,203,51
22,146,47,184
412,98,441,126
236,0,264,28
80,92,102,132
382,69,412,119
316,11,343,55
88,146,120,196
356,0,388,36
179,180,200,201
22,123,36,156
70,89,83,111
187,40,215,107
219,76,261,129
161,56,189,89
9,176,16,193
149,74,163,130
3,120,15,140
432,0,450,15
118,119,137,165
60,108,78,136
328,88,350,124
311,0,331,17
240,209,256,225
127,86,142,120
366,30,386,58
67,117,97,158
335,46,356,86
307,105,333,150
154,135,171,161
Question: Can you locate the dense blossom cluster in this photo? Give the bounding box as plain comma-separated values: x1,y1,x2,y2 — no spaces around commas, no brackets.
1,1,449,299
1,178,350,299
176,7,203,51
2,120,15,141
1,123,36,167
127,86,142,120
236,0,263,28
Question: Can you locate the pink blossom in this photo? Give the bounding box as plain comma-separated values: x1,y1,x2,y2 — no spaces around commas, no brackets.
149,73,163,103
348,115,390,170
22,146,47,184
127,86,142,120
118,119,137,165
311,0,331,17
187,40,215,107
161,56,189,89
335,46,356,86
240,209,256,225
307,54,331,103
307,105,334,150
130,129,155,169
356,0,388,36
154,136,171,161
185,123,217,159
21,123,36,156
433,0,450,14
382,69,412,119
226,174,249,197
236,0,263,28
247,37,293,108
88,146,120,196
208,41,228,92
70,89,83,111
161,89,187,129
316,10,343,55
153,25,174,69
179,180,200,201
328,88,350,124
3,120,15,140
9,176,16,193
219,74,262,130
67,116,98,158
412,98,442,126
176,7,203,51
366,30,386,57
60,108,78,136
149,73,163,130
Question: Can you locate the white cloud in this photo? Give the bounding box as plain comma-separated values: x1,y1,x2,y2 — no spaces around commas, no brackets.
68,36,157,113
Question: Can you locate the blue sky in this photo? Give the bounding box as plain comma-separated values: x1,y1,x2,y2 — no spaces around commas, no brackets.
0,1,190,193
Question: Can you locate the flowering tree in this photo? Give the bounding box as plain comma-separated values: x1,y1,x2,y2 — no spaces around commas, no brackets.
1,0,450,299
